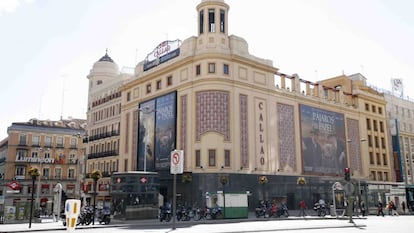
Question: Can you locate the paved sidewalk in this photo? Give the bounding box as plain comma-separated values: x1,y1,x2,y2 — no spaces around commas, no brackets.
0,211,366,233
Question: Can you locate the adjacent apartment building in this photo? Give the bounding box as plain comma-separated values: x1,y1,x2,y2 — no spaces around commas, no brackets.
0,118,85,223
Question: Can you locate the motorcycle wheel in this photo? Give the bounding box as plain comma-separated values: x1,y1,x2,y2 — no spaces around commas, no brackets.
193,213,201,221
284,211,289,217
165,214,171,222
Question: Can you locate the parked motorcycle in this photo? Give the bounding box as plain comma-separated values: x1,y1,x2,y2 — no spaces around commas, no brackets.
209,206,223,219
255,203,269,218
96,206,111,224
313,202,327,217
193,207,206,221
159,205,172,222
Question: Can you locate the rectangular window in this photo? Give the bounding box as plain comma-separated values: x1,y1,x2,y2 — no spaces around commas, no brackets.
167,76,173,86
15,166,25,176
369,152,374,164
57,137,64,148
42,168,50,179
156,80,162,90
196,65,201,76
373,120,378,131
146,84,151,94
68,169,75,179
370,171,376,181
224,150,230,167
124,159,128,171
208,63,215,73
366,119,371,130
379,121,384,132
223,64,229,75
195,150,201,167
208,9,215,32
383,153,387,165
127,92,131,101
32,135,40,146
376,153,381,165
368,135,372,147
378,107,383,115
381,137,386,149
199,10,204,34
220,9,225,33
377,172,383,181
383,172,388,181
16,150,27,160
70,138,77,148
374,136,379,148
372,105,376,113
208,149,216,167
31,151,38,158
55,168,62,179
365,103,370,111
19,134,27,145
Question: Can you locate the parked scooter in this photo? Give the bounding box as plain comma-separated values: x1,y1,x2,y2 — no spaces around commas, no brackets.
313,202,327,217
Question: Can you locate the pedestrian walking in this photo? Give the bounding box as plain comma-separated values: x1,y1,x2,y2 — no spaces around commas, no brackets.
360,200,366,217
377,201,384,217
402,201,406,215
298,199,307,217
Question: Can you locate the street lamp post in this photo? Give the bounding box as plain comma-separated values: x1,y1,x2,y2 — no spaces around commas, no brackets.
91,170,102,225
347,138,366,202
28,167,40,229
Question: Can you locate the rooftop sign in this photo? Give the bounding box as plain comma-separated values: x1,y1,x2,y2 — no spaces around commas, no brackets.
144,39,181,71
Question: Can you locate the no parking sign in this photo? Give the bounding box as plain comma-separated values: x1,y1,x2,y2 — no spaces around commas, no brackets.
170,150,184,174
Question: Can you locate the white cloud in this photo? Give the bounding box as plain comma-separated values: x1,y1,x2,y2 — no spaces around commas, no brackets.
0,0,34,15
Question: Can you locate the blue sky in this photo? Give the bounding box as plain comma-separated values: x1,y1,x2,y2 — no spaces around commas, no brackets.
1,0,414,139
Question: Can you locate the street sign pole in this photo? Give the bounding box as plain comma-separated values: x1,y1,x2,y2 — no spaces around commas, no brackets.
170,150,183,231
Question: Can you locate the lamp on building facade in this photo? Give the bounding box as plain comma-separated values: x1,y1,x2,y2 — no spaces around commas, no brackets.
28,167,40,228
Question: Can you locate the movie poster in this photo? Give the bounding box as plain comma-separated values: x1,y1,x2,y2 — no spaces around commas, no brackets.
300,105,347,175
155,92,177,170
138,100,156,171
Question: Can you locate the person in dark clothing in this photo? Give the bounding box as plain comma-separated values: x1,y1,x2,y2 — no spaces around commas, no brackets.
377,201,384,217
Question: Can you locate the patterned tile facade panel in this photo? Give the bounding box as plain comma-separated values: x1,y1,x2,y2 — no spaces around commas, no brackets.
240,94,248,167
277,103,296,172
181,95,187,167
346,118,361,173
196,91,230,141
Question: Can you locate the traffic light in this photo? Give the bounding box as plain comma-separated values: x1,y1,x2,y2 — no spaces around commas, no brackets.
344,167,351,181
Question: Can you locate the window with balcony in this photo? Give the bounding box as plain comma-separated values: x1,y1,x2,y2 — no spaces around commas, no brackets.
16,150,27,161
42,168,50,179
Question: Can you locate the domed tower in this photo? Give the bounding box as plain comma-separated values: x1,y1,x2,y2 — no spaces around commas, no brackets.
87,50,119,93
196,0,230,53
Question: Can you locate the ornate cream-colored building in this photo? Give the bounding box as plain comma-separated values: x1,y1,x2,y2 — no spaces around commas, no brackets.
84,0,400,215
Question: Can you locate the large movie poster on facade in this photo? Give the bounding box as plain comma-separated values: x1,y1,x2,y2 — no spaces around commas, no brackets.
155,92,177,170
137,92,177,171
300,105,347,175
138,100,156,171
